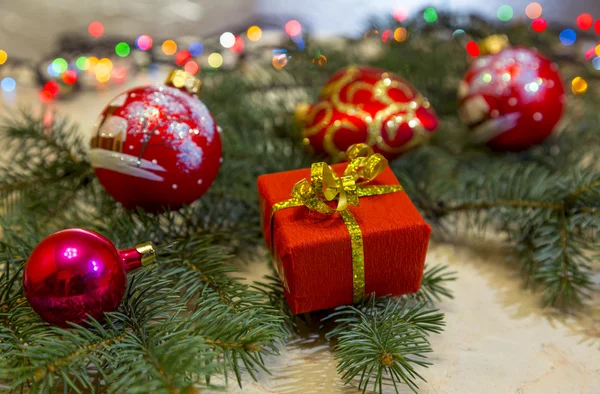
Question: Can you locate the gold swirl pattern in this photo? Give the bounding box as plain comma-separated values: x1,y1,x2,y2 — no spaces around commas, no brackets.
301,66,433,158
270,143,403,303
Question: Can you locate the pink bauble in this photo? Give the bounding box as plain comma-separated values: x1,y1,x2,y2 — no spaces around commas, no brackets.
23,229,152,327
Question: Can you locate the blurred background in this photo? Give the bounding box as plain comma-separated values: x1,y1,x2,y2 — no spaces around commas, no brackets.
2,0,600,58
1,0,600,109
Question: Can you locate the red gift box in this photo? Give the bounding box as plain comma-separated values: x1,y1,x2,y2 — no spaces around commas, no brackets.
258,161,431,314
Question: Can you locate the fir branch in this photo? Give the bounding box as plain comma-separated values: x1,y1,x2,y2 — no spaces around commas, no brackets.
0,111,95,219
326,297,445,394
416,264,457,304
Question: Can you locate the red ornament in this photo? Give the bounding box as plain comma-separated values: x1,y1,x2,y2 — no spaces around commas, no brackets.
23,229,156,327
90,70,222,211
296,66,438,161
458,47,565,150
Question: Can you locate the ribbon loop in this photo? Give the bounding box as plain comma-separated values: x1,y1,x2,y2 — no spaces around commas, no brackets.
271,143,404,303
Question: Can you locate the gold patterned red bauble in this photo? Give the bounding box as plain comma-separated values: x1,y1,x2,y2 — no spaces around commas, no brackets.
296,66,438,161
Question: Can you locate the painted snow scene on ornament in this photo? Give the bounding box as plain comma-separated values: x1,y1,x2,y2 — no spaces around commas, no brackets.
90,86,216,182
458,47,564,147
466,48,544,102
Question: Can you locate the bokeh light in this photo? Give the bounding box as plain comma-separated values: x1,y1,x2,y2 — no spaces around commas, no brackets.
532,18,547,32
112,67,127,81
136,35,153,51
312,52,327,66
364,30,379,39
1,77,16,92
381,29,392,43
76,56,88,70
585,47,596,60
98,58,112,72
175,50,191,66
96,66,111,82
189,42,204,56
525,3,542,19
0,50,7,65
88,21,104,37
292,35,305,51
452,29,465,39
39,90,53,103
571,76,587,94
593,57,600,70
52,58,68,74
86,56,99,71
230,36,245,54
44,81,59,96
497,6,513,22
62,70,77,85
576,14,593,30
115,42,130,57
207,53,223,68
162,40,177,56
247,26,262,41
285,20,302,36
423,8,437,23
184,60,199,75
95,59,112,82
394,27,408,42
220,32,236,48
559,29,577,46
272,53,288,70
596,44,600,57
596,20,600,35
466,41,480,57
47,64,59,77
393,9,408,22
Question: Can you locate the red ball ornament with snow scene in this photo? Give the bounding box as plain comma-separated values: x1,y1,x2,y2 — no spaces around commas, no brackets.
458,45,565,150
90,70,222,211
296,66,439,161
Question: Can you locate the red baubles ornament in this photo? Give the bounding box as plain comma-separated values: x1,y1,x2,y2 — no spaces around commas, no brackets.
296,66,438,161
458,44,565,151
23,229,156,327
90,70,222,211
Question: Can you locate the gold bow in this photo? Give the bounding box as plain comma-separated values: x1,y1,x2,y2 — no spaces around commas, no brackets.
270,143,403,303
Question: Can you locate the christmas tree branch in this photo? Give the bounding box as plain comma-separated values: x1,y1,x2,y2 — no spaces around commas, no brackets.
326,297,445,394
416,264,457,304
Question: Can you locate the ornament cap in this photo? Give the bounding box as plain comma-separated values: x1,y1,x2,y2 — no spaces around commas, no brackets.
165,70,202,96
119,241,156,272
478,35,510,56
136,241,156,266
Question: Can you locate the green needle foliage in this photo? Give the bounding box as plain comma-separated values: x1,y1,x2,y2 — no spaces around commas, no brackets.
1,8,599,394
326,297,445,394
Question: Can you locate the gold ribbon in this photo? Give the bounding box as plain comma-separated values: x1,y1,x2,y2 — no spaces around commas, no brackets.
270,143,403,303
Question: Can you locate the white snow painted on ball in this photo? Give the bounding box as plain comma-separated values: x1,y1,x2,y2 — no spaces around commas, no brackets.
89,149,166,181
177,138,203,171
167,122,191,139
163,87,215,142
110,93,128,107
460,95,490,125
99,116,128,138
471,113,521,143
468,48,542,104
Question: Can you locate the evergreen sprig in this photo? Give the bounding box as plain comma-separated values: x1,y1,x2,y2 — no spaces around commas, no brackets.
326,297,445,394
